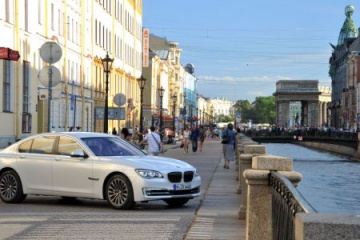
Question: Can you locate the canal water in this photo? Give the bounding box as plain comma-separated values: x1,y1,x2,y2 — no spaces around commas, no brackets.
263,143,360,214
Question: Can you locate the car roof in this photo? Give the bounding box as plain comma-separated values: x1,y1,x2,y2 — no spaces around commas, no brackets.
30,132,116,139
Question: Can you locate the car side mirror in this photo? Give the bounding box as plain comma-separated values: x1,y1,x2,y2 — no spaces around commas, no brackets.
70,150,87,158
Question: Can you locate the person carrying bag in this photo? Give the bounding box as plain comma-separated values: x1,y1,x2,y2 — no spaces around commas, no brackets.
138,126,164,156
222,123,236,169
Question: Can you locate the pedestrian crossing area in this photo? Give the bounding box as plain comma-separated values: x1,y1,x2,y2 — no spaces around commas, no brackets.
186,216,215,240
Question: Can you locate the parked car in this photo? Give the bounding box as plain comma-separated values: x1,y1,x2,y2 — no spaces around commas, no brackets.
0,132,201,209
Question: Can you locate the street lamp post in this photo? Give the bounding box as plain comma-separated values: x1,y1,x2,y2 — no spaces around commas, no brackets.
158,87,165,135
196,107,198,125
190,104,193,124
183,92,186,130
203,107,205,126
137,75,146,133
101,52,113,133
172,93,177,134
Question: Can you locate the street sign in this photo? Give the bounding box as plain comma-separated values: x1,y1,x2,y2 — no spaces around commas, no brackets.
95,107,125,120
236,112,242,123
38,66,61,87
113,93,126,106
40,41,62,64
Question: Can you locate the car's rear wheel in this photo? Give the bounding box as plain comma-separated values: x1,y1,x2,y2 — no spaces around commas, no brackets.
164,198,190,207
105,174,134,210
0,170,27,203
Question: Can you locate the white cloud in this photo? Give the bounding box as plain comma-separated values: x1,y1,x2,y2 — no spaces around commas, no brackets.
198,75,293,83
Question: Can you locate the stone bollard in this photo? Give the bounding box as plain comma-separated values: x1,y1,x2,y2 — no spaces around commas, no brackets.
235,135,242,166
244,155,302,240
238,145,266,219
236,141,257,176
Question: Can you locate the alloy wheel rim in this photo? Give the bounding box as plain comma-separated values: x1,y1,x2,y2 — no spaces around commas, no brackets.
108,178,128,207
0,174,17,200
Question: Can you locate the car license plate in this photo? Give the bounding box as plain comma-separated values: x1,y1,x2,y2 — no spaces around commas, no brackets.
173,183,191,191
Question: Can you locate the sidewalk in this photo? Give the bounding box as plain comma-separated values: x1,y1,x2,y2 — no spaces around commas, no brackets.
164,141,246,239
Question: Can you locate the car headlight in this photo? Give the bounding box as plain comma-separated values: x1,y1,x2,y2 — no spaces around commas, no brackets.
194,169,200,177
135,169,164,179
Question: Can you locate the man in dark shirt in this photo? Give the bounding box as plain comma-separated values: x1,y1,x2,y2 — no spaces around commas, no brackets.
190,124,200,154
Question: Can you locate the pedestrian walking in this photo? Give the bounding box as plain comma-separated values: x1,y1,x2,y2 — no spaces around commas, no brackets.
198,125,205,152
138,126,163,156
120,128,131,141
112,127,117,135
190,124,200,154
222,123,236,169
182,127,191,154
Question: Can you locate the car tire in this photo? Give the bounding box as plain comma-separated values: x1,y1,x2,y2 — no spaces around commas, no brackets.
105,174,134,210
0,170,27,203
164,198,190,207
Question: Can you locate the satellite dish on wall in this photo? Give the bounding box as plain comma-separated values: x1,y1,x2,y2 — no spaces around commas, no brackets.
40,41,62,64
38,66,61,87
113,93,126,106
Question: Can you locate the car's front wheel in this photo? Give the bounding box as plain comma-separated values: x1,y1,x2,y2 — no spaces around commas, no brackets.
0,170,27,203
105,174,134,210
164,198,190,207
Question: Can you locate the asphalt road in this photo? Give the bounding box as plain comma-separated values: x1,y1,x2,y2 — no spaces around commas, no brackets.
0,140,222,240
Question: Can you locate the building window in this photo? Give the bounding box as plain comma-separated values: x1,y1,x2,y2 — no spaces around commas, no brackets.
25,0,28,31
21,62,32,132
3,60,12,112
22,61,30,113
95,19,98,44
67,16,70,39
51,3,54,30
58,9,61,36
38,0,42,24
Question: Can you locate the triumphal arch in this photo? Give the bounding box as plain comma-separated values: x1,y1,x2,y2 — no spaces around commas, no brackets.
273,80,331,127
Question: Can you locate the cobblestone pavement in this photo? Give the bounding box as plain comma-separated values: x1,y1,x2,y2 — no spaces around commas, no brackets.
0,140,223,240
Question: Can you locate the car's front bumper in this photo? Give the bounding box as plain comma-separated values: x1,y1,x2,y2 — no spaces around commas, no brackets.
132,176,201,201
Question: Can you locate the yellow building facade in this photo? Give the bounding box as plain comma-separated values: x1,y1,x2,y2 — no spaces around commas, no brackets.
0,0,142,147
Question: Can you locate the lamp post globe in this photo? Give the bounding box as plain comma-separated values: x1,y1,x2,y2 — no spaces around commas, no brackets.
137,75,146,133
101,52,113,133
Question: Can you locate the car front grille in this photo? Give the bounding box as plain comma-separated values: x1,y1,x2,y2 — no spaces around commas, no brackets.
184,171,194,182
168,172,182,183
145,187,200,196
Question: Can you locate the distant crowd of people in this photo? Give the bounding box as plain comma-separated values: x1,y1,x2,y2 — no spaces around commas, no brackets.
110,123,241,169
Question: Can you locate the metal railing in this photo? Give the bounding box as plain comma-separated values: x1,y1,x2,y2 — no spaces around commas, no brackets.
270,172,317,240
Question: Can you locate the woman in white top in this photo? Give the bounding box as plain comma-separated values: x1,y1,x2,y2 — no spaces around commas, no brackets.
182,126,190,154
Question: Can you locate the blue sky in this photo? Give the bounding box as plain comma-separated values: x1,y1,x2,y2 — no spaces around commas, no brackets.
143,1,360,102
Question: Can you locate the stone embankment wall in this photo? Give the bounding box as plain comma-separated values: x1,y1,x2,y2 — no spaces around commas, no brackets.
296,141,355,158
236,134,360,240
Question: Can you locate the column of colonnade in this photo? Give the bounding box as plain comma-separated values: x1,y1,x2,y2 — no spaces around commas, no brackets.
318,101,328,127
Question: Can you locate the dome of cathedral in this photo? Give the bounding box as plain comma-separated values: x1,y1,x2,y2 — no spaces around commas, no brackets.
338,5,358,45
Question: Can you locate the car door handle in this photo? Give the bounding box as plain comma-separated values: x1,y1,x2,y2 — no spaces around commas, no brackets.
55,158,62,161
19,155,26,159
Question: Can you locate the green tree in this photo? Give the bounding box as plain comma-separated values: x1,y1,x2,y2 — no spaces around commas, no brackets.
234,97,275,124
234,100,251,123
218,114,233,123
250,96,276,124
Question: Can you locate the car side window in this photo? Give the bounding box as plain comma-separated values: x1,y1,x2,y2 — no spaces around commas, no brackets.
57,136,83,156
18,139,33,153
30,136,56,154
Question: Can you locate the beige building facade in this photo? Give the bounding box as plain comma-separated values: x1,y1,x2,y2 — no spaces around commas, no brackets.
0,0,142,147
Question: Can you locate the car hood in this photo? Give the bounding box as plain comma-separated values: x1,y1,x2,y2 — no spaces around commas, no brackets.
100,155,195,171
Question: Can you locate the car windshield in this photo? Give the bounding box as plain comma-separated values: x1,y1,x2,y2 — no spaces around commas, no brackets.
81,137,146,157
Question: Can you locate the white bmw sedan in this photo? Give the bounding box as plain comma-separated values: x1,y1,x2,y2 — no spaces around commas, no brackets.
0,132,201,209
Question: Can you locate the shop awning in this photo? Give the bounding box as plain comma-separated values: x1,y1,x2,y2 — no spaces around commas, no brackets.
0,47,20,61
